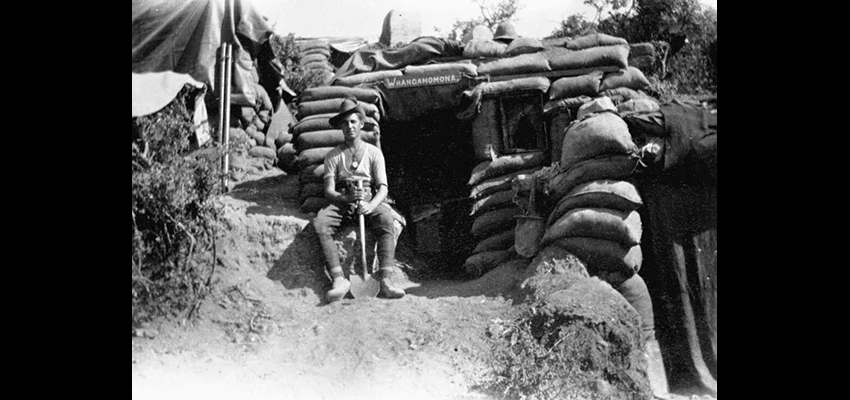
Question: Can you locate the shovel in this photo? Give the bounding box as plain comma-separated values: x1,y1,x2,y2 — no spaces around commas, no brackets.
349,179,380,298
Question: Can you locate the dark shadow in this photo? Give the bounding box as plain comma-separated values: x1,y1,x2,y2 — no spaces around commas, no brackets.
228,173,312,218
265,221,329,307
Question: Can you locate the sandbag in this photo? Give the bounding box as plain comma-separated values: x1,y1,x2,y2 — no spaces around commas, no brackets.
298,40,329,52
240,107,257,125
299,182,326,203
464,248,513,276
565,33,629,50
616,273,654,338
246,126,266,144
477,53,552,76
403,62,478,76
462,40,507,58
298,99,381,121
552,237,641,276
600,67,650,92
304,61,334,72
295,146,335,169
544,45,629,71
294,129,379,150
473,229,515,254
300,53,328,66
560,112,637,171
547,180,642,225
471,207,520,239
549,71,603,100
470,189,515,217
301,47,332,58
599,87,651,102
300,196,331,214
543,96,593,114
481,77,550,96
543,208,642,247
470,168,540,200
576,96,617,119
299,164,325,184
333,70,404,87
249,146,278,161
300,86,381,104
544,155,641,202
471,99,502,161
617,99,660,115
277,143,298,173
469,151,546,186
504,37,545,56
292,115,379,136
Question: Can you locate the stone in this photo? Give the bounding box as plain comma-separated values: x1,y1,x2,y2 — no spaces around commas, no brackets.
379,10,422,47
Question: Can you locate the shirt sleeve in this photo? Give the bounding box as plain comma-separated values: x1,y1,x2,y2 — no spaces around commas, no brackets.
323,150,337,182
370,148,388,189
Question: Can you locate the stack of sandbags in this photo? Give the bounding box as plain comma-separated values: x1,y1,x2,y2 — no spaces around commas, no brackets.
471,77,551,162
463,151,548,276
541,33,654,109
291,86,384,213
298,39,335,85
541,97,645,286
227,70,285,176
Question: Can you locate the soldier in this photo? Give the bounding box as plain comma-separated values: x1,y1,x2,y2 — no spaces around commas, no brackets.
313,97,406,303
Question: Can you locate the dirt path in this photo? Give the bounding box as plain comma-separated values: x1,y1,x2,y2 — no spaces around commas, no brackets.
131,169,716,400
131,170,526,400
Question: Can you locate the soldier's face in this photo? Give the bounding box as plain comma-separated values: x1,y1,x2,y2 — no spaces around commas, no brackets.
341,113,363,141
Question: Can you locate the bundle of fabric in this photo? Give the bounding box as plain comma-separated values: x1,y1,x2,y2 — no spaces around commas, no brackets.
541,97,647,286
463,151,548,276
290,86,385,213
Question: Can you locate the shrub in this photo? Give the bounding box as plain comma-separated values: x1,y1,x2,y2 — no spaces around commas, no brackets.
132,85,223,326
269,33,329,95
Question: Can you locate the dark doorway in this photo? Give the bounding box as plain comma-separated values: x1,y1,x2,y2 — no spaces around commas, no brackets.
382,109,478,276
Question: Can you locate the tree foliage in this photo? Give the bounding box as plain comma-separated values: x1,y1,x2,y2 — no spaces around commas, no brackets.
446,0,524,42
132,86,223,326
268,33,328,94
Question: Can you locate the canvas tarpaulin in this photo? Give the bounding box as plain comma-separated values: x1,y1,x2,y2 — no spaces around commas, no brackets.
132,0,273,108
637,179,716,396
332,36,464,82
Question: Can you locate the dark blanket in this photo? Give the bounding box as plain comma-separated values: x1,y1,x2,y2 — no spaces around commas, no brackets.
636,177,716,396
333,37,464,82
659,100,717,184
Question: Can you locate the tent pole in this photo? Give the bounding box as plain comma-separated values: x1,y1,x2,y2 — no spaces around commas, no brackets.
222,43,233,190
217,46,227,171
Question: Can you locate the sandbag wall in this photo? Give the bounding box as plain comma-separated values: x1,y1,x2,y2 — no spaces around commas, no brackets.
290,86,385,213
463,77,553,276
225,57,296,177
298,39,336,86
541,96,660,288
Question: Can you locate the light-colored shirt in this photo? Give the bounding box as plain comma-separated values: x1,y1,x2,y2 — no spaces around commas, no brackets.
323,142,388,188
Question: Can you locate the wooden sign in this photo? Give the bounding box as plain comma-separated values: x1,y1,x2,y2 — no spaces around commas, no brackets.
384,71,462,89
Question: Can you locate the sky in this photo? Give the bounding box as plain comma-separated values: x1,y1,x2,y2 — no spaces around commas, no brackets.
252,0,717,42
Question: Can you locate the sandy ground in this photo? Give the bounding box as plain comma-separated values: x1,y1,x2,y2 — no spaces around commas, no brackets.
131,169,715,400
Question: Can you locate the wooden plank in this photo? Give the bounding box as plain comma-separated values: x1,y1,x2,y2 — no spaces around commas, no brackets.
487,66,621,82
